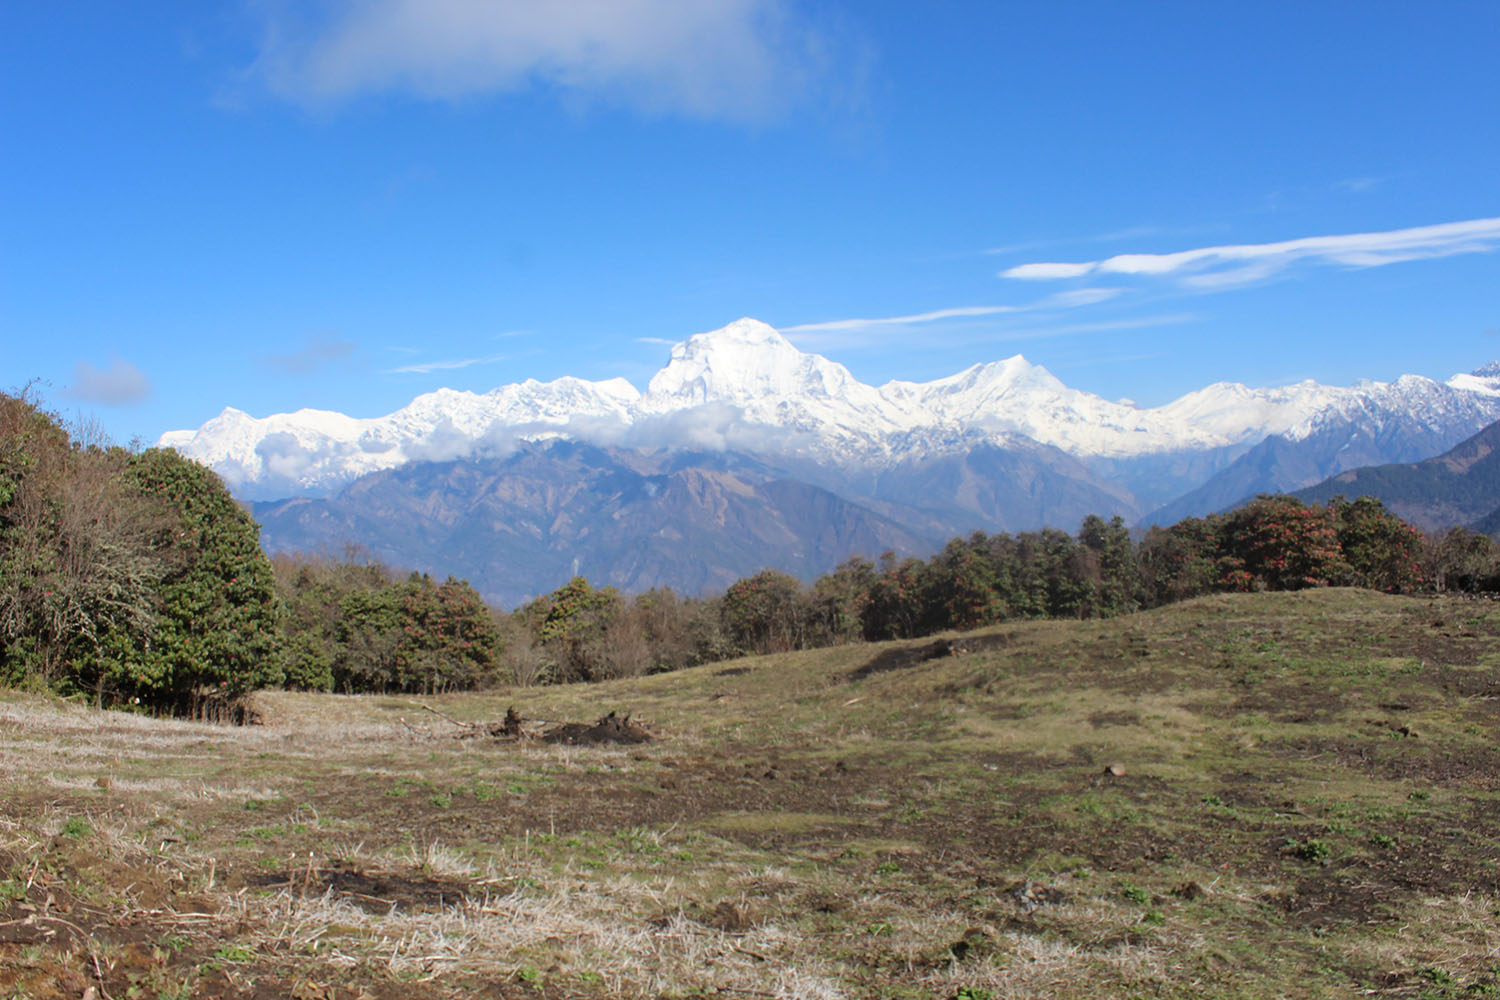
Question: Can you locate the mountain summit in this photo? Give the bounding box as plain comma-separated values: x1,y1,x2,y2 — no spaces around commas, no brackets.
163,319,1500,504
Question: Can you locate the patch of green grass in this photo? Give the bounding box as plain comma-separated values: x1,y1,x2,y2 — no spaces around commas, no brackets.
1285,837,1332,863
59,817,91,839
212,944,256,963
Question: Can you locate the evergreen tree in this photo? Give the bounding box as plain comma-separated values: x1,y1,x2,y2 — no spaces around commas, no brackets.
124,447,283,713
1078,514,1137,616
537,576,623,681
721,569,807,654
1328,496,1425,592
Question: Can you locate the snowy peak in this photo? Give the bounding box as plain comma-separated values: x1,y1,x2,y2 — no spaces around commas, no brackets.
644,317,860,407
1448,361,1500,397
161,318,1500,500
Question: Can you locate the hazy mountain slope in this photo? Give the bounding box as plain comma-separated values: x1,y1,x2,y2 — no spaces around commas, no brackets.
253,442,936,606
861,439,1141,534
1288,420,1500,532
1143,385,1500,525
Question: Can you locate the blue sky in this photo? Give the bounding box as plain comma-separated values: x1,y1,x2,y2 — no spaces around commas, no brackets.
4,1,1499,445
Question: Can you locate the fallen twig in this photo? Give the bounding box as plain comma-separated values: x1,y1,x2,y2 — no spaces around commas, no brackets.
89,946,113,1000
418,703,480,730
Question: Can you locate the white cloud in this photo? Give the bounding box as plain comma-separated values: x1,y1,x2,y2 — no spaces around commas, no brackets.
254,0,832,121
385,353,507,374
62,357,151,406
1000,216,1500,285
1003,261,1099,280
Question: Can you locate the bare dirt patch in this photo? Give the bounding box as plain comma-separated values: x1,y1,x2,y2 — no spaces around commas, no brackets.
246,859,475,914
849,632,1013,681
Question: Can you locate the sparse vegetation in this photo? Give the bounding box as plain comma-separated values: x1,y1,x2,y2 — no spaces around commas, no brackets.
0,588,1494,997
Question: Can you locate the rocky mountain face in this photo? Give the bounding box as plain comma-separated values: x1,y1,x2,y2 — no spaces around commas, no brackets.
253,442,934,607
1292,419,1500,533
164,319,1500,602
1143,383,1500,525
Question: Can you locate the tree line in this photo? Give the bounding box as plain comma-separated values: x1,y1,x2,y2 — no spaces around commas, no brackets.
4,389,1499,714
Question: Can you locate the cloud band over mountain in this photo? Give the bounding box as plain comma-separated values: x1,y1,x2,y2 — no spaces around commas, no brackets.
1000,217,1500,288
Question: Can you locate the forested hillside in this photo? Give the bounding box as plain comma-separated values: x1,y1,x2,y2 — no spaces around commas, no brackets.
6,390,1500,716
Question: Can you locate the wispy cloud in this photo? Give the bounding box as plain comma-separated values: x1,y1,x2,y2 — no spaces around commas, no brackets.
782,304,1019,334
636,337,678,345
61,357,151,406
1001,216,1500,287
385,353,508,374
252,0,844,122
782,289,1123,335
261,332,358,375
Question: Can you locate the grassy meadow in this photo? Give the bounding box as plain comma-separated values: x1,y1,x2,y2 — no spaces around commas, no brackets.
0,588,1497,999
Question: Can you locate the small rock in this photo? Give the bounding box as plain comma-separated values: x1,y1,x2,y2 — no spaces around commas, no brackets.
1176,881,1210,900
1104,762,1127,777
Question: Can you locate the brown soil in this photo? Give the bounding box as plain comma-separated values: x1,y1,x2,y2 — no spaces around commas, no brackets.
540,710,652,745
245,860,475,914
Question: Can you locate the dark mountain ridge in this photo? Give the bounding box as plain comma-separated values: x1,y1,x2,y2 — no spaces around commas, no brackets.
254,441,937,606
1291,420,1500,533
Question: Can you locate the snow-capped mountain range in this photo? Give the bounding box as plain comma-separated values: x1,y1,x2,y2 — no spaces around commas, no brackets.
164,318,1500,503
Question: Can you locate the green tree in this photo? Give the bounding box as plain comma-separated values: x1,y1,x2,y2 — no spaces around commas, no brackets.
924,536,1003,631
721,569,808,654
335,585,403,692
391,575,499,693
124,447,283,714
537,576,622,681
1136,517,1217,607
808,557,878,646
860,552,928,640
1328,496,1425,592
1213,495,1345,592
1078,514,1137,616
